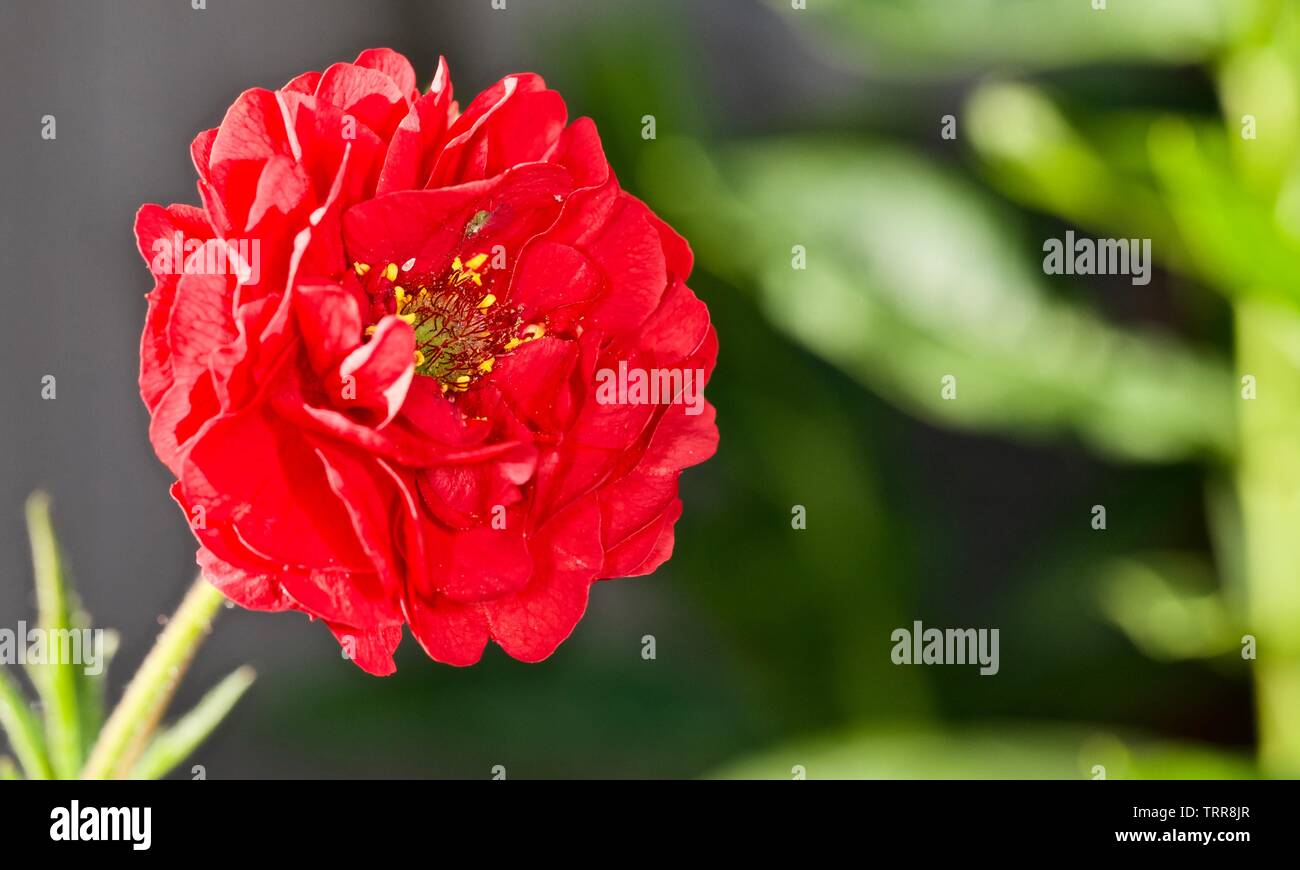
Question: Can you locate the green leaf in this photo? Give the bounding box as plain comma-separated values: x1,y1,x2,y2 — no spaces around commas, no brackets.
0,667,52,780
23,492,82,778
82,578,228,779
76,629,119,757
771,0,1254,77
1148,117,1300,306
966,81,1182,258
710,725,1257,779
1096,553,1239,660
1218,45,1300,189
130,667,255,780
0,756,19,780
684,139,1236,462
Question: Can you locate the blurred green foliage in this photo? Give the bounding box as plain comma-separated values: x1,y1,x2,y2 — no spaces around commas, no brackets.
779,0,1252,74
187,0,1300,778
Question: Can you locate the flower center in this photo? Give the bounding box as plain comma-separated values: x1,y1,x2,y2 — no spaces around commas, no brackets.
353,253,542,394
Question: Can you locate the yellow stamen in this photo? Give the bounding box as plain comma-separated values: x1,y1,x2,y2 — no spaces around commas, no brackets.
353,261,370,276
414,350,425,366
522,323,546,342
478,357,495,374
383,263,399,282
399,313,416,325
465,253,489,271
503,337,523,351
477,293,496,310
364,325,377,336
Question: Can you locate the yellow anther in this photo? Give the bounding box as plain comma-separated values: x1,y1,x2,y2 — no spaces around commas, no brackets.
522,323,546,341
477,293,496,310
465,253,489,271
383,263,399,282
364,325,377,336
451,256,464,272
399,313,416,325
414,350,425,366
353,261,370,276
455,374,471,385
478,357,496,374
503,337,523,351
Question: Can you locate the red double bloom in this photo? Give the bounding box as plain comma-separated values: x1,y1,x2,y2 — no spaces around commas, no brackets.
134,49,718,673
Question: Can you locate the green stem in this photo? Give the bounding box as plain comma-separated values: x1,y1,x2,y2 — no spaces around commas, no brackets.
80,576,226,780
0,667,52,780
25,492,82,778
1234,299,1300,776
130,666,256,780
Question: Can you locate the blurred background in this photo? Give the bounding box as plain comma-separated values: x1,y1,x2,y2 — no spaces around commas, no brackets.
2,0,1296,778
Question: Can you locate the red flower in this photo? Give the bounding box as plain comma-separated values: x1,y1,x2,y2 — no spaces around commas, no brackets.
134,49,717,674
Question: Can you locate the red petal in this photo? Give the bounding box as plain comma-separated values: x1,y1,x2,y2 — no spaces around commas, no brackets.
353,48,419,102
209,88,290,170
293,282,364,373
508,240,601,330
491,336,580,433
282,70,322,95
602,497,682,578
405,594,490,667
328,621,403,676
190,129,217,181
483,495,603,662
134,203,213,272
166,271,238,383
425,522,533,603
376,87,456,195
196,546,293,611
547,187,667,335
545,117,609,190
428,74,561,186
179,411,379,587
315,61,410,142
334,314,415,425
275,90,386,209
343,162,570,268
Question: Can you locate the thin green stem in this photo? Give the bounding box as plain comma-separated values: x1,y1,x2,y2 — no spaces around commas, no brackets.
130,666,255,780
1234,299,1300,776
80,576,226,780
24,492,82,778
0,667,52,780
